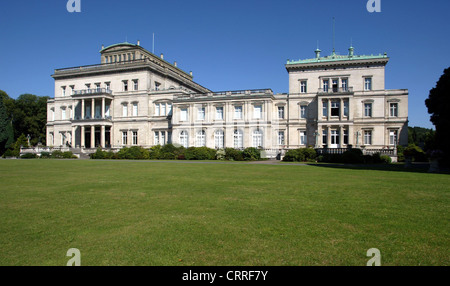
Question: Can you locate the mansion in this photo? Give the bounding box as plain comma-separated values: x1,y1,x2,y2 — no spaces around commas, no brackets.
46,42,408,157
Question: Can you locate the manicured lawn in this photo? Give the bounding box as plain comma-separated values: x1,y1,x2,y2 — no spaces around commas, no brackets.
0,159,448,266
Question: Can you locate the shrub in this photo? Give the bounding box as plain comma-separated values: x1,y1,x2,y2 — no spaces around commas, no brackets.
149,145,162,159
342,149,364,164
185,147,216,160
404,144,427,162
62,151,77,159
40,152,51,159
225,148,244,161
301,148,317,162
243,147,261,161
216,148,226,160
380,155,392,164
51,150,64,159
20,153,37,159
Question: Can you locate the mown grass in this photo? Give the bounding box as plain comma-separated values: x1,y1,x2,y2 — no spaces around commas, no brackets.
0,160,448,266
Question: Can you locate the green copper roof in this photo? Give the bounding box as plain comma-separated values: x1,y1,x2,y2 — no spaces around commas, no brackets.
286,52,388,65
100,42,138,52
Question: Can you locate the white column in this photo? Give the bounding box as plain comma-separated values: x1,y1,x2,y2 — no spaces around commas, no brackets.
81,126,85,147
91,99,95,119
91,126,95,148
102,98,105,118
81,99,85,119
72,126,76,147
101,125,105,148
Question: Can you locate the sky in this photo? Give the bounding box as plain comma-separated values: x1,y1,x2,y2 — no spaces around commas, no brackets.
0,0,449,129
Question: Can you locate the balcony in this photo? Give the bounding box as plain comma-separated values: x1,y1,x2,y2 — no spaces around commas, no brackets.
72,88,112,96
72,115,113,122
318,87,353,95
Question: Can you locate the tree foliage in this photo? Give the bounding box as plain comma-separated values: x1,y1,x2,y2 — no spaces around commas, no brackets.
425,67,450,163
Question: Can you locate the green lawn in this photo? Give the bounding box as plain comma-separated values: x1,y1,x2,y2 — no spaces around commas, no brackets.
0,159,448,266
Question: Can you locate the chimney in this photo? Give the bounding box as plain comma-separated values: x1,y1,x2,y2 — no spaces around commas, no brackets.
315,48,321,59
189,71,193,77
101,44,104,50
174,61,177,67
348,46,354,57
160,53,164,60
137,40,140,46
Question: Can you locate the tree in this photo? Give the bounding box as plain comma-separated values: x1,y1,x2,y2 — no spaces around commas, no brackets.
0,91,14,155
425,67,450,163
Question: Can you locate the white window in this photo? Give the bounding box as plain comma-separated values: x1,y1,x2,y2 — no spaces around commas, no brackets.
300,131,306,145
51,108,55,121
49,132,54,146
323,79,329,92
278,106,284,119
252,129,263,148
216,106,224,120
277,131,285,146
132,103,138,116
161,104,166,116
390,103,398,117
342,78,348,91
180,108,188,121
167,103,172,115
133,80,139,91
331,130,339,145
198,107,205,120
364,103,372,117
122,104,128,117
234,106,243,119
389,130,398,146
344,100,349,117
322,101,328,117
180,131,188,148
214,130,224,149
154,131,160,145
61,86,66,97
300,105,307,119
364,77,372,91
364,130,372,145
196,130,206,147
254,105,262,119
123,80,128,91
122,131,128,145
161,132,166,145
61,108,66,120
234,130,243,149
300,81,307,93
155,104,160,116
132,131,138,145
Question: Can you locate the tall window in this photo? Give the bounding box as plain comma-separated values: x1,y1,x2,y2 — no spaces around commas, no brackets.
216,106,224,120
105,82,111,91
122,131,128,145
254,105,262,119
154,131,160,145
133,80,139,91
322,101,328,117
198,107,205,120
389,130,398,146
277,131,285,146
300,105,307,119
343,129,349,145
122,103,128,117
51,108,55,121
300,81,307,93
390,103,398,117
161,103,166,116
123,80,128,91
180,108,188,121
252,129,263,148
331,130,339,145
364,130,372,145
214,130,224,149
342,78,348,91
61,86,66,97
196,130,206,147
234,106,243,119
132,131,138,145
323,79,329,92
364,103,372,117
300,131,306,145
132,103,138,116
322,129,327,145
332,79,339,92
344,100,349,117
234,130,243,149
61,108,66,120
364,77,372,91
278,106,285,119
331,101,340,116
180,131,188,148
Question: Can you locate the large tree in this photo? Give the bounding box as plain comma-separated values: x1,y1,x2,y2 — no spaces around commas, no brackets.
0,90,14,155
425,67,450,162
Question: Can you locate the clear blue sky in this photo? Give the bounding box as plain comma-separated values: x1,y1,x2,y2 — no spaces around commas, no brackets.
0,0,449,129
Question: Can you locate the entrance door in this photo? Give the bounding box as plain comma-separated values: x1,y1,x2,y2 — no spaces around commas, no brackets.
330,130,340,148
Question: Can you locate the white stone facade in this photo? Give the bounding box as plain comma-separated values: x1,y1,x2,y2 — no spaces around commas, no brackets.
47,43,408,155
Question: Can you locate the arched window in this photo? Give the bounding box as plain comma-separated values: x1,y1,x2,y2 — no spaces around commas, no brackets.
196,130,206,147
252,129,263,148
214,130,224,149
234,129,243,149
180,131,189,148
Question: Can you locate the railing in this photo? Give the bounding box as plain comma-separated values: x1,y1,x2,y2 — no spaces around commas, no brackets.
175,89,273,100
55,59,147,73
73,115,113,121
318,87,353,94
315,147,397,156
73,88,112,96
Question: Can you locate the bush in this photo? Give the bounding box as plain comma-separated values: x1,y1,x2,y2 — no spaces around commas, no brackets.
20,153,38,159
301,148,317,162
216,148,226,160
404,144,427,162
63,151,77,159
185,147,216,160
40,152,51,159
380,155,392,164
342,149,364,164
225,148,244,161
117,146,149,160
243,147,261,161
51,150,64,159
283,149,303,162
